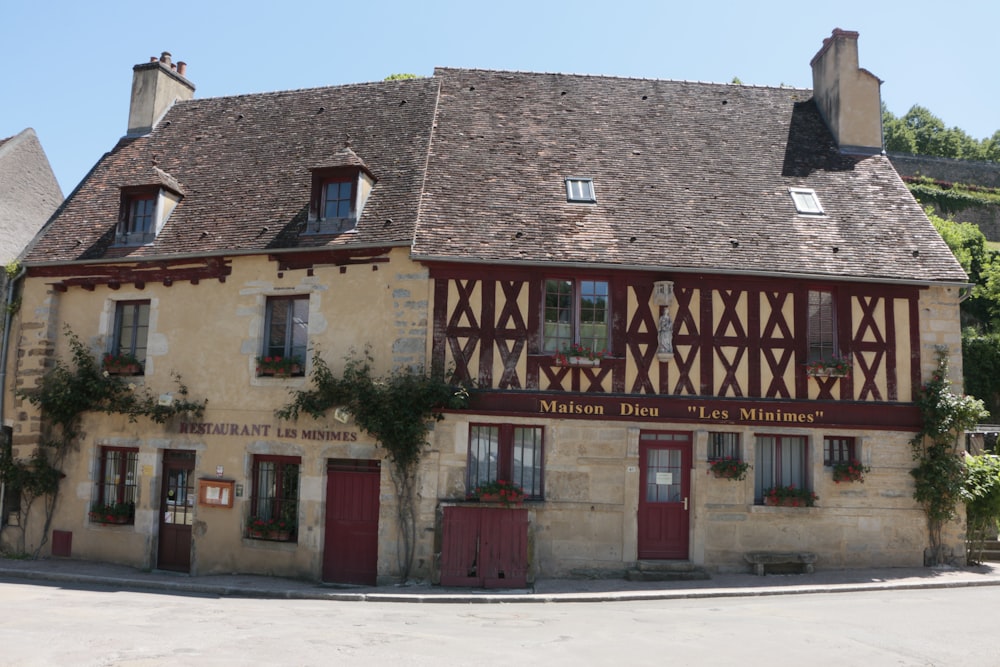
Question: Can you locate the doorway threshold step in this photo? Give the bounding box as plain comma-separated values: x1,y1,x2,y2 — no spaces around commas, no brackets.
627,561,710,581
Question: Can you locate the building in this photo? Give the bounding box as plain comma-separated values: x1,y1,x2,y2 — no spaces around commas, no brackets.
0,127,63,530
1,32,970,585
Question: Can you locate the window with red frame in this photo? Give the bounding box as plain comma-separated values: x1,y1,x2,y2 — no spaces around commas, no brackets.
96,446,138,522
467,424,544,499
249,455,300,540
823,436,856,465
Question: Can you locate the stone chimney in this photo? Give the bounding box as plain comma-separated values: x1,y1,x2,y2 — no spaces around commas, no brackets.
810,29,882,155
126,52,195,137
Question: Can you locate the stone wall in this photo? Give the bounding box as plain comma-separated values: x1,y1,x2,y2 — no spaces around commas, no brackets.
889,152,1000,240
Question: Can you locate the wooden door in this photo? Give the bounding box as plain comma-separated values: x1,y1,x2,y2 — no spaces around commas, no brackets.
322,459,381,585
157,449,195,572
637,432,691,560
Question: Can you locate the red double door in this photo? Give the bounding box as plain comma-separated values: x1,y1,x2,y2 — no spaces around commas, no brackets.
637,431,691,560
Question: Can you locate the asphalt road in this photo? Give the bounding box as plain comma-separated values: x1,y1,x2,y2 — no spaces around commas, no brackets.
1,580,997,666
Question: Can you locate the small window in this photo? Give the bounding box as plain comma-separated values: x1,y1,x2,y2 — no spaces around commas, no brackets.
117,192,157,245
754,435,810,503
108,300,149,375
261,295,308,376
248,455,300,541
708,432,740,461
789,188,824,215
824,436,856,465
321,178,356,221
92,447,138,524
468,424,544,499
565,178,596,203
306,166,374,234
542,278,609,354
807,289,836,363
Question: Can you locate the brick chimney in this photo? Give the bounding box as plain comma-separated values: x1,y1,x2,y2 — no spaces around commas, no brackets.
810,29,882,155
126,52,195,137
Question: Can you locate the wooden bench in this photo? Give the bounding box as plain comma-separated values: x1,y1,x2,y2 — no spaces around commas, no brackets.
744,551,817,576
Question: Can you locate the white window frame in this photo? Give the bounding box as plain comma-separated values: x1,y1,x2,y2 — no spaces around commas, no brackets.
789,187,824,215
565,177,596,203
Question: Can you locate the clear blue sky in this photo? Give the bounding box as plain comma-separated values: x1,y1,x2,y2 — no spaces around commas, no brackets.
3,0,996,195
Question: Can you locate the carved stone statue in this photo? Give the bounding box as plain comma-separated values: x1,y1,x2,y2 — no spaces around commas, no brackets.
657,309,673,360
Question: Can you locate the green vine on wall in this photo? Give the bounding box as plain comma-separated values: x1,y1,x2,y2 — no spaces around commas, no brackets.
277,349,469,581
910,347,989,566
5,327,207,558
905,177,1000,216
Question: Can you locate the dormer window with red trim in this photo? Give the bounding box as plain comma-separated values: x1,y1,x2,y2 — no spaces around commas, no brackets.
305,165,376,235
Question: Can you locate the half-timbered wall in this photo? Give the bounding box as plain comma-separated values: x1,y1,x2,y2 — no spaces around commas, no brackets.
431,267,922,404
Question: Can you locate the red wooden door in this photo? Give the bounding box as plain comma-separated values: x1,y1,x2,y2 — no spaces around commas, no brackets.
158,450,195,572
637,432,691,560
440,506,529,588
440,506,482,586
323,459,381,585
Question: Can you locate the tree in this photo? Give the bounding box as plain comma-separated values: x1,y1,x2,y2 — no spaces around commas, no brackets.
910,349,989,565
277,350,468,581
962,454,1000,564
883,104,998,162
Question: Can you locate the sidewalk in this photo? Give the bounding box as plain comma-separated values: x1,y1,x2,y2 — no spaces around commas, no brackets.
3,557,1000,603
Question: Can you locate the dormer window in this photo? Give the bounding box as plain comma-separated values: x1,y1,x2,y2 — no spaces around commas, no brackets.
115,170,184,247
322,178,355,220
126,195,155,240
789,187,824,215
116,188,167,246
306,163,376,235
566,177,596,203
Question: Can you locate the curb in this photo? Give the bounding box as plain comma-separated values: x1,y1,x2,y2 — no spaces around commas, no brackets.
4,566,1000,604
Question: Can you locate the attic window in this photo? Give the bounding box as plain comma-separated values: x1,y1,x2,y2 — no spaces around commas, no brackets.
789,188,824,215
115,187,180,247
565,178,596,203
305,167,375,235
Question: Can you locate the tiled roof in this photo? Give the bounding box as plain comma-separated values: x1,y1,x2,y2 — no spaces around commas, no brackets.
23,78,440,263
0,128,63,264
24,67,967,286
413,68,968,284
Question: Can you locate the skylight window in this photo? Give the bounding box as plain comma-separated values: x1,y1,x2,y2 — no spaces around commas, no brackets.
566,178,596,203
789,188,824,215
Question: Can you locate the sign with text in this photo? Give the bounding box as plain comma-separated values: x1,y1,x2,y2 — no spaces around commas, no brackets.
469,392,920,431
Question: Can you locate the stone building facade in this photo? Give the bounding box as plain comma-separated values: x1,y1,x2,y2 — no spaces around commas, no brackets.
1,32,971,584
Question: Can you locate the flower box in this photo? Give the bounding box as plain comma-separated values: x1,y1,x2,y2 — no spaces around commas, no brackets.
764,496,810,507
805,355,851,378
806,367,849,378
567,356,600,367
832,459,870,483
478,492,524,505
90,512,131,524
257,364,301,378
708,457,751,481
248,528,294,541
105,363,142,376
762,485,817,507
469,480,525,506
256,355,303,377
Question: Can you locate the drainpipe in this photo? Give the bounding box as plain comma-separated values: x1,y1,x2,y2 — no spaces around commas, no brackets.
0,264,26,528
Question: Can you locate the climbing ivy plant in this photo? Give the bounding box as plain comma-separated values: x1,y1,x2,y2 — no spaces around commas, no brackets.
277,349,468,581
910,347,989,565
962,454,1000,564
7,328,206,557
